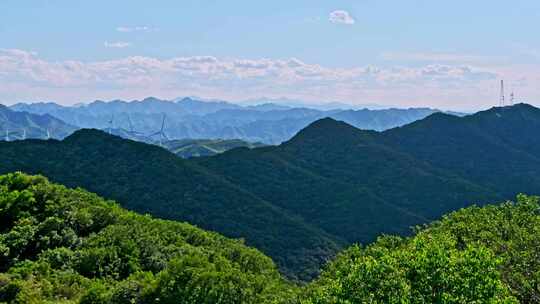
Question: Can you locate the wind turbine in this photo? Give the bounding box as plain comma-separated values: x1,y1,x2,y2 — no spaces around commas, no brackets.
126,113,149,138
46,129,51,140
5,128,9,142
149,114,169,146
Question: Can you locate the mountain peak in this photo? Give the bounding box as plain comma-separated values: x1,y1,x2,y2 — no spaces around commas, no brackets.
285,117,373,146
141,97,167,103
468,103,540,121
64,128,115,142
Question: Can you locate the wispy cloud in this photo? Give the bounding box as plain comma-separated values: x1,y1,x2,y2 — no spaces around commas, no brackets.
104,41,132,48
0,48,520,110
116,26,156,33
329,10,355,25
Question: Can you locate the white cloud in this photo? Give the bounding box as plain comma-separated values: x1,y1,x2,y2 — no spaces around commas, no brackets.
2,48,536,111
329,10,355,25
104,41,132,48
116,26,155,33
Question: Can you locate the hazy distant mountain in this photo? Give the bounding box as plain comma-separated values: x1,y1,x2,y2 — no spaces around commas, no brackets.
331,107,441,131
0,105,77,140
10,97,447,144
240,97,391,110
246,103,292,111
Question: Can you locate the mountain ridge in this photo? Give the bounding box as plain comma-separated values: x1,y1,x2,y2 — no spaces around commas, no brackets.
8,97,451,144
0,104,77,140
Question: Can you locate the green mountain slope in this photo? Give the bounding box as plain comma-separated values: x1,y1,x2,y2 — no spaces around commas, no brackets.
0,172,293,303
0,131,340,281
383,103,540,197
196,118,498,244
163,138,266,158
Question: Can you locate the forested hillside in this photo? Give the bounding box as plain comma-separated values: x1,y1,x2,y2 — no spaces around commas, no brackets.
1,103,539,282
0,131,340,281
0,173,293,303
2,173,539,303
382,103,540,198
303,194,540,303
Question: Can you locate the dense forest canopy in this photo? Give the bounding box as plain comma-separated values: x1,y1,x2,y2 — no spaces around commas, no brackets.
0,173,294,303
2,173,540,303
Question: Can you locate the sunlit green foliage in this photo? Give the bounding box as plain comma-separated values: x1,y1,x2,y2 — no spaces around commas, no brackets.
0,172,294,303
303,195,540,303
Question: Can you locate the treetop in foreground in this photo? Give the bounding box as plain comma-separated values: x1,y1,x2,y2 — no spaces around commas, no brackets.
0,172,294,303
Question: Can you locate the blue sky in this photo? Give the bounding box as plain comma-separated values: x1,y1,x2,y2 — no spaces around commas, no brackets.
1,0,539,110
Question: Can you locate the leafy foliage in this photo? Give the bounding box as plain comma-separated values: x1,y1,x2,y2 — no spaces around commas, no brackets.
0,172,294,303
3,173,540,303
304,195,540,303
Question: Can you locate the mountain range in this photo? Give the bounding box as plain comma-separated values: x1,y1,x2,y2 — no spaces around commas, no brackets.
9,97,447,144
0,104,76,140
1,103,538,281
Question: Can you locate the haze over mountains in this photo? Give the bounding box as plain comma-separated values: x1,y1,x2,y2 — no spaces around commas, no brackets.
9,97,448,144
1,103,538,282
0,105,77,140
